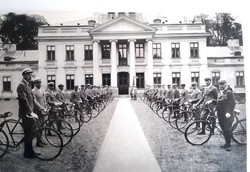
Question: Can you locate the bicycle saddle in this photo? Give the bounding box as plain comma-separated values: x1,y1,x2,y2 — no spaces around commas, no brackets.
0,111,13,118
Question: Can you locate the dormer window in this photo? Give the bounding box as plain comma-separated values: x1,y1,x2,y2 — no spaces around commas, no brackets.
118,12,126,17
235,51,241,56
108,12,115,19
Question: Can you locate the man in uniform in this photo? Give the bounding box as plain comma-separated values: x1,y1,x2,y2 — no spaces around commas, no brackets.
194,77,218,134
17,68,45,158
217,79,236,151
172,83,180,118
56,84,67,105
32,77,47,147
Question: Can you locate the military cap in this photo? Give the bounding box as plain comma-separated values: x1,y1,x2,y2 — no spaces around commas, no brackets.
172,83,177,86
22,68,33,75
47,82,54,86
80,85,85,87
204,77,212,81
58,84,64,87
181,84,186,86
74,85,79,88
218,79,227,85
34,77,42,83
191,81,198,86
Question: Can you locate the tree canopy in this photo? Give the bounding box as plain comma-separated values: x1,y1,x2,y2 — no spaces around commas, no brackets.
0,12,48,50
194,13,243,46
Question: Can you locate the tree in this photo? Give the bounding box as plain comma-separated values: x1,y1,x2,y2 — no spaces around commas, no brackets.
0,12,48,50
193,13,243,46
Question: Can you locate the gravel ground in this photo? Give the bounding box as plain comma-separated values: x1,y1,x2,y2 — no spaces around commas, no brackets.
0,99,118,172
130,100,246,172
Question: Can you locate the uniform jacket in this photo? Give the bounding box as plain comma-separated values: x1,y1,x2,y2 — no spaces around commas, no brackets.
197,84,218,107
70,91,81,103
17,79,44,118
189,88,202,103
56,90,66,103
166,89,173,99
217,88,235,119
180,88,189,104
32,87,46,108
172,89,180,99
45,89,57,112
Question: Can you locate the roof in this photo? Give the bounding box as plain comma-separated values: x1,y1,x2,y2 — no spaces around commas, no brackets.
0,50,38,62
207,46,243,58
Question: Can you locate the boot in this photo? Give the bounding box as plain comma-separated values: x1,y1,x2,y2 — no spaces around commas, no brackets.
197,122,206,135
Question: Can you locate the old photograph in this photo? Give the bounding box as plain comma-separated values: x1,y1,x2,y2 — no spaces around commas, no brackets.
0,1,247,172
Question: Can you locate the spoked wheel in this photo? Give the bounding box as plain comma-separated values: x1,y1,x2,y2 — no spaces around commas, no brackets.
0,129,9,158
32,127,63,161
168,109,181,129
162,106,172,123
48,119,73,146
80,110,92,124
176,111,194,133
63,115,81,136
91,106,100,118
232,119,247,145
185,120,212,145
1,119,23,145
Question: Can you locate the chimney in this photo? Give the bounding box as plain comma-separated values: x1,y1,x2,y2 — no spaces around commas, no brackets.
88,20,96,26
153,19,162,24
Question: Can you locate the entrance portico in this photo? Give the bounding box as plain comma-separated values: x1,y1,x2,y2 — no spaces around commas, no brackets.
88,15,157,95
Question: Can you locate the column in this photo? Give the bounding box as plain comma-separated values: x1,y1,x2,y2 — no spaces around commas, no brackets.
146,39,153,86
129,39,136,86
93,40,100,85
110,40,118,87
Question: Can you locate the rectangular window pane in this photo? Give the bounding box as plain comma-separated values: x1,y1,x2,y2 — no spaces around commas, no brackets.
153,43,161,59
172,72,181,86
190,42,199,58
153,73,161,85
66,45,74,60
136,73,144,88
3,76,11,91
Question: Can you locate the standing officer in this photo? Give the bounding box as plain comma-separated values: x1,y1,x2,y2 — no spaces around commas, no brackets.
194,77,218,134
217,79,236,151
56,84,67,104
17,68,45,158
172,83,180,118
32,77,47,147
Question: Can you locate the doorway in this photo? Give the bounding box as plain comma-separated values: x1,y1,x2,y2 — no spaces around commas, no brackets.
118,72,129,95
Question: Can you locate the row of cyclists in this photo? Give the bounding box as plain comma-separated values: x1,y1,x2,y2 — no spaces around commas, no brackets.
143,77,236,151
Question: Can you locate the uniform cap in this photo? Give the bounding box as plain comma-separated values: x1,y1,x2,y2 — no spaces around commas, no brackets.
34,77,41,83
47,82,54,86
22,68,33,75
74,85,79,88
181,84,186,86
191,81,198,86
218,79,227,85
172,83,177,86
204,77,212,81
58,84,64,87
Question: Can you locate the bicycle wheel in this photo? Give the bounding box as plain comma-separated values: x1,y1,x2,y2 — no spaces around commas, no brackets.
32,127,63,161
1,119,23,147
91,106,100,118
48,119,73,146
63,115,81,136
185,120,212,145
232,119,246,145
0,129,9,158
168,109,181,129
162,106,172,123
176,111,194,133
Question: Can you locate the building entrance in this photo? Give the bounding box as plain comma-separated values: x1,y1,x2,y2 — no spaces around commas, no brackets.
118,72,129,95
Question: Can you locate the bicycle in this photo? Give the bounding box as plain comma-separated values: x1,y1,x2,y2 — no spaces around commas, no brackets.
0,111,63,161
184,109,246,146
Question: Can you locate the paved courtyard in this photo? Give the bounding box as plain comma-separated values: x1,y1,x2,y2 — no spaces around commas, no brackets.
0,98,247,172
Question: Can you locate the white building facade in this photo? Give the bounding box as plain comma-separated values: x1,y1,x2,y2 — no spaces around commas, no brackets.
36,13,210,95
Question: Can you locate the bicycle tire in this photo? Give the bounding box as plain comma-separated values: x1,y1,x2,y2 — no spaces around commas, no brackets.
176,111,194,133
48,119,74,146
32,127,63,161
0,129,9,158
63,115,81,136
185,120,212,145
168,109,181,129
232,119,247,145
162,106,172,123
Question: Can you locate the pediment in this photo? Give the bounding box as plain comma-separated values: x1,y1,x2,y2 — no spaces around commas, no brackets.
89,16,157,34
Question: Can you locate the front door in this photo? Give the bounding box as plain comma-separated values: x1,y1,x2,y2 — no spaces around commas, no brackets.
118,72,129,95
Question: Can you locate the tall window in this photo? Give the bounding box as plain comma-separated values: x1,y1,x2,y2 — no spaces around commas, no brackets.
101,43,111,59
85,45,93,60
47,75,56,87
102,74,111,86
190,42,199,58
66,75,75,90
212,72,220,86
47,46,55,61
135,43,144,58
153,73,161,85
118,43,127,65
171,43,180,58
85,74,93,85
236,71,244,86
3,76,11,91
153,43,161,58
191,72,199,85
172,72,181,86
66,45,74,60
136,73,144,88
